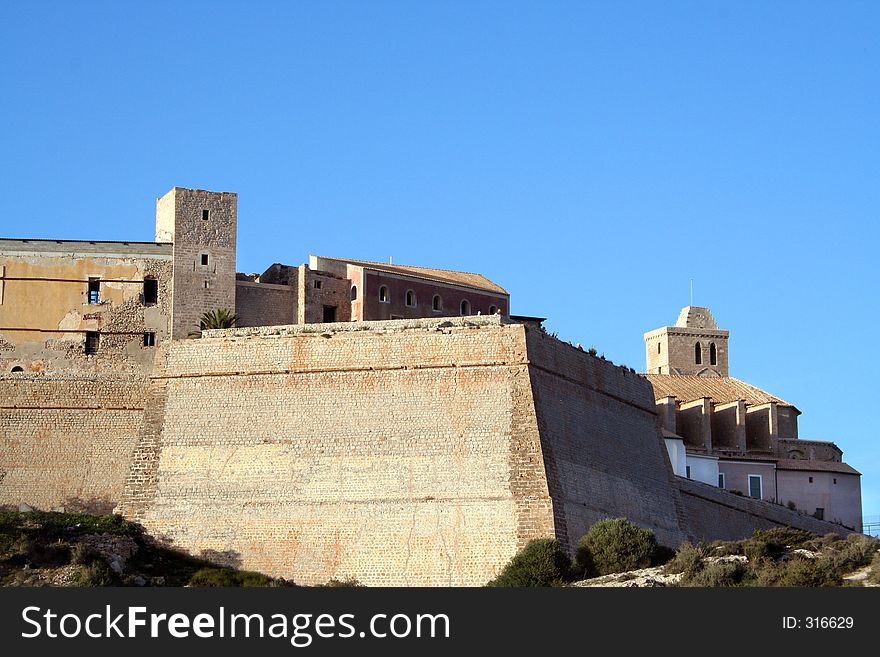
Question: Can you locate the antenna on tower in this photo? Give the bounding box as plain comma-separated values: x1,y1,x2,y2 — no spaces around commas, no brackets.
690,279,693,306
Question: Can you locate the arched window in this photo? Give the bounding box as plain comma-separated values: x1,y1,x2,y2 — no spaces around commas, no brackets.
489,305,497,315
143,276,158,305
406,290,416,307
432,295,442,311
11,366,24,373
379,285,389,302
351,285,358,301
710,342,717,366
460,300,470,315
694,342,702,365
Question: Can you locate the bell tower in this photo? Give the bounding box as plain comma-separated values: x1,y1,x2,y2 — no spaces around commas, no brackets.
644,306,729,377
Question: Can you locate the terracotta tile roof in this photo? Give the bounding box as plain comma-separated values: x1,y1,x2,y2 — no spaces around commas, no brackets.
316,256,508,295
644,375,795,409
775,459,860,476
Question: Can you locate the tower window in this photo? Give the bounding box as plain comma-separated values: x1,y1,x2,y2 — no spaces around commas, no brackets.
379,285,389,303
432,295,442,311
460,299,470,315
406,290,416,307
351,285,358,301
710,342,717,366
84,331,99,355
143,277,158,305
314,280,322,290
87,278,100,304
657,342,661,354
143,332,156,347
202,209,210,221
694,342,702,365
200,254,209,266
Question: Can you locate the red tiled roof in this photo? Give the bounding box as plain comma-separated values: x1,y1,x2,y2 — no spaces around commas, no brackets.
645,374,795,409
775,459,860,476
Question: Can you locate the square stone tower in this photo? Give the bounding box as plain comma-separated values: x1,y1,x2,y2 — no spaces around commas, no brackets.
644,306,729,376
156,188,237,339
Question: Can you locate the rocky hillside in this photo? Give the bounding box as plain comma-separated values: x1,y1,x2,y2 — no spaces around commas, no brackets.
0,510,293,587
575,528,880,587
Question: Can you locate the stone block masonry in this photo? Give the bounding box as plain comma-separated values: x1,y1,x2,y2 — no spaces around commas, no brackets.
120,317,690,585
0,374,147,512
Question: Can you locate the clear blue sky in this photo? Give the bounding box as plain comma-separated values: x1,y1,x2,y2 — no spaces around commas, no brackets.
2,1,878,520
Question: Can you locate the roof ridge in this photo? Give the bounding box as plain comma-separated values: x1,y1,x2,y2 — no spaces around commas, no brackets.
315,255,493,279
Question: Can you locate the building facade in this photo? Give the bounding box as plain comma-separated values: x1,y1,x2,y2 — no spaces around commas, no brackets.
0,187,507,374
645,306,862,531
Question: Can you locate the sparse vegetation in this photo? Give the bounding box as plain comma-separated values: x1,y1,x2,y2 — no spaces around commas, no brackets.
488,538,573,587
0,510,292,587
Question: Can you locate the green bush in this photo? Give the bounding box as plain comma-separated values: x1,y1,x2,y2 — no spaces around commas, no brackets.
681,561,747,587
188,567,274,587
836,534,879,570
487,538,572,587
774,557,843,587
576,518,659,577
664,543,704,578
869,553,880,585
753,527,815,549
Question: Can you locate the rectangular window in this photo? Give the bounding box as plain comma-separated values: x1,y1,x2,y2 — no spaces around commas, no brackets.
200,254,209,266
748,475,762,499
143,278,158,305
809,476,813,483
87,277,100,304
84,331,99,355
718,473,725,489
202,209,210,221
314,280,322,289
323,305,337,323
814,507,825,520
833,478,837,485
143,332,156,347
685,465,691,479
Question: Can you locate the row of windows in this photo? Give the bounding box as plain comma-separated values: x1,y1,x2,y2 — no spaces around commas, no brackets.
82,331,156,355
87,278,158,305
350,285,497,316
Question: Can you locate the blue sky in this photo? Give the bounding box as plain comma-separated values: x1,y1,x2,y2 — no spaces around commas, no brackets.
2,1,878,520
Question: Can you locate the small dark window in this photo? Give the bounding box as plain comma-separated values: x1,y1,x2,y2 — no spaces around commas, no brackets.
323,305,337,323
718,473,725,488
379,285,389,302
686,466,691,479
489,305,497,315
406,290,416,307
710,342,717,366
85,331,99,355
814,508,824,520
87,278,100,304
460,299,470,315
694,342,702,365
143,332,156,347
11,366,24,373
202,209,210,221
204,281,209,289
143,277,158,305
351,285,358,301
833,478,837,484
809,476,813,483
200,254,209,266
432,295,442,311
314,280,322,290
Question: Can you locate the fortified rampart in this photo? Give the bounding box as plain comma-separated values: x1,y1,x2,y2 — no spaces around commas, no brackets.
116,316,686,584
0,317,855,585
0,373,147,513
